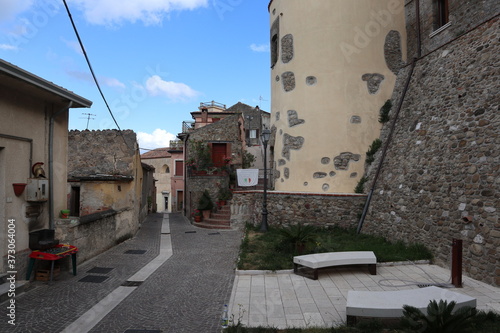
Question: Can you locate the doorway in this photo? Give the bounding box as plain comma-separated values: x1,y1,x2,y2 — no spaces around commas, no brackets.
212,143,227,167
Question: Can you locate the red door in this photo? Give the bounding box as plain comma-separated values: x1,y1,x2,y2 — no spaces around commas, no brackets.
212,143,227,167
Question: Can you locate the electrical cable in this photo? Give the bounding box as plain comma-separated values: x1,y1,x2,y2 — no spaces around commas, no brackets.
378,259,454,289
62,0,138,153
62,0,122,132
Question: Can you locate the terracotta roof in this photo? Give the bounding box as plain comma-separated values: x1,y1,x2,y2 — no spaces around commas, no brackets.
141,147,172,159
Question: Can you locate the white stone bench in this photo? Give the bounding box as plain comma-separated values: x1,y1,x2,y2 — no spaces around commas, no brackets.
346,286,477,325
293,251,377,280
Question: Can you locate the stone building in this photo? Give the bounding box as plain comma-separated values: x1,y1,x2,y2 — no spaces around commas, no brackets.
179,101,270,225
268,0,407,193
360,1,500,286
60,129,151,263
140,140,184,213
263,0,499,287
141,147,172,212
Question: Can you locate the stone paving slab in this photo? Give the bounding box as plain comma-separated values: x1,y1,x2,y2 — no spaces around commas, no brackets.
228,263,500,329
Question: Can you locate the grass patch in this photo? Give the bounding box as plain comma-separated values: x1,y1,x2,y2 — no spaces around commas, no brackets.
237,224,433,271
224,310,500,332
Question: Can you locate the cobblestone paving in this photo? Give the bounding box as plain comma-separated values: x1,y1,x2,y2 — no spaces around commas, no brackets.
90,213,242,333
1,213,241,333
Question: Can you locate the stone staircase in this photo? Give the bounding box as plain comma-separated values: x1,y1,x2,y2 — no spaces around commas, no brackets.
193,204,232,230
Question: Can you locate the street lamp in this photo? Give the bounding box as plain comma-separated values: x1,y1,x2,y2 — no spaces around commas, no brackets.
260,129,271,232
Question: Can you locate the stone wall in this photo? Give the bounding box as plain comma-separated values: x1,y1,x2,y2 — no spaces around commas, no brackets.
404,0,500,59
54,210,123,265
68,130,137,178
186,115,242,218
231,191,366,230
362,17,499,286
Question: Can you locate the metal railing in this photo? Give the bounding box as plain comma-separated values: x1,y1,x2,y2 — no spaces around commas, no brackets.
200,101,226,109
182,121,195,133
169,140,183,149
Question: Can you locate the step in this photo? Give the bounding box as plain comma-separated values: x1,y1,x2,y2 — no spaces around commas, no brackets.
193,222,232,230
204,217,230,225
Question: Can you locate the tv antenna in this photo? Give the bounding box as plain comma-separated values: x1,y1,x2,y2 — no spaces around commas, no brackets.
259,96,268,109
80,113,96,130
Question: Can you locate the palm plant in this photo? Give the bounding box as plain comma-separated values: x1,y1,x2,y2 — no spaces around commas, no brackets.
401,299,477,333
278,224,317,255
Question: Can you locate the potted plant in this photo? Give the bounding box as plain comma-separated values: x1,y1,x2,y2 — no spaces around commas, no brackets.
193,209,202,222
198,190,214,219
218,186,232,205
190,140,212,174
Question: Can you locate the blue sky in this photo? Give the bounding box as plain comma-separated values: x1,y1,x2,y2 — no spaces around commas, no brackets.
0,0,271,150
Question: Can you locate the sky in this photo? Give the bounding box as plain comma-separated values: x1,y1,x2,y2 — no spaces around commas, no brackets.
0,0,271,151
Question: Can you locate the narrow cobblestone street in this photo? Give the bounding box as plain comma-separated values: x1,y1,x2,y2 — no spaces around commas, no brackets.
1,213,242,333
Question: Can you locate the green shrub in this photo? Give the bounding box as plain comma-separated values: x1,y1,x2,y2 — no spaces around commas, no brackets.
197,189,214,210
365,139,382,164
378,99,392,123
401,300,477,333
354,176,368,193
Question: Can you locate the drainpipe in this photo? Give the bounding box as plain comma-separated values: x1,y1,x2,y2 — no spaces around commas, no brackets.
357,0,422,234
357,60,417,234
49,101,73,229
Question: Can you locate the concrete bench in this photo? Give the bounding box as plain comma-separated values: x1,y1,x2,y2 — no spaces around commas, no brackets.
346,286,477,325
293,251,377,280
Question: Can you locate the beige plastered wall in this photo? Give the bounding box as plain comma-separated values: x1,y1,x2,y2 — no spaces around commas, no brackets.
0,90,69,272
270,0,407,193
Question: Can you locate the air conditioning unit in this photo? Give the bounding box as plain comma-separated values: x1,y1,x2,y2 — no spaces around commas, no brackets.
26,178,49,202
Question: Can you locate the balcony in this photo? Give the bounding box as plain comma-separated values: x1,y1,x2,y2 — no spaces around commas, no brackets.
182,121,195,134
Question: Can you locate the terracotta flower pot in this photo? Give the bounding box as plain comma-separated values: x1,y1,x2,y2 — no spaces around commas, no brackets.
194,215,202,222
13,183,27,196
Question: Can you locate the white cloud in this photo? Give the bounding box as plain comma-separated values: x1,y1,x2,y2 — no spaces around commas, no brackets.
0,43,17,51
61,38,83,55
137,128,176,150
65,69,126,89
0,0,33,22
145,75,199,100
101,77,126,89
250,43,269,52
71,0,209,26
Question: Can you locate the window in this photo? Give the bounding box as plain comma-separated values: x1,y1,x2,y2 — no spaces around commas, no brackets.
163,164,170,173
270,17,279,68
174,160,183,176
70,186,80,216
249,129,257,139
436,0,449,28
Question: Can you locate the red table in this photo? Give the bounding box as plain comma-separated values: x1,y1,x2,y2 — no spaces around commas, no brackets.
26,244,78,282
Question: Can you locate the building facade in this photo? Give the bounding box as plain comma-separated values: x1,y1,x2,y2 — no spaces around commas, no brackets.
362,1,500,286
141,147,173,212
0,59,92,276
268,0,407,193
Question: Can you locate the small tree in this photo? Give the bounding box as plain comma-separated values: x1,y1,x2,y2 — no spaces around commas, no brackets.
242,151,256,169
197,190,214,211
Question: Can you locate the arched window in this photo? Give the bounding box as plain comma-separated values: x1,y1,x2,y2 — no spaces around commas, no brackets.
163,164,170,173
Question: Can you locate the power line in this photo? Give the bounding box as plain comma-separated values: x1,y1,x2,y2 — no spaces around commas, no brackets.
62,0,122,132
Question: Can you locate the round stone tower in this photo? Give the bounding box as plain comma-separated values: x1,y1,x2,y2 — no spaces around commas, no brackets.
268,0,407,193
